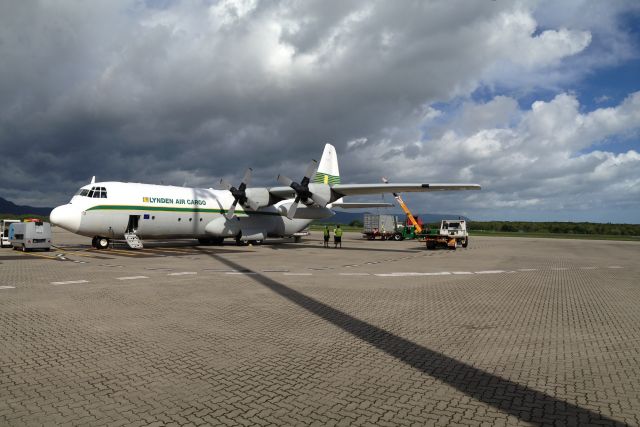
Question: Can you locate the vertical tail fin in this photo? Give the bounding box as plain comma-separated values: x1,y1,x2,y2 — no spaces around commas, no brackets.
314,143,340,185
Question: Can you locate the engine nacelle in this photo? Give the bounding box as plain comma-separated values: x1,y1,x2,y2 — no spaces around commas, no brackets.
245,187,274,209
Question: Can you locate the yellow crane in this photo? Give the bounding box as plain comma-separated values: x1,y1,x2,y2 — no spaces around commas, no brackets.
382,177,423,234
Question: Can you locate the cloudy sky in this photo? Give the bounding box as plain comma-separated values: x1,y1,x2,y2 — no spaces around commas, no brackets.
1,0,639,222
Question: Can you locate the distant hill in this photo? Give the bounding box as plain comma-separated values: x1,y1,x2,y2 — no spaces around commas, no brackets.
0,196,53,216
319,210,470,224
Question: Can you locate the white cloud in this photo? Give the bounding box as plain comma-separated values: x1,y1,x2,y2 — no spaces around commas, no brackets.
354,92,640,221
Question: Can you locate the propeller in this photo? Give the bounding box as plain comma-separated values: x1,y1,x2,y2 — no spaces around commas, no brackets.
277,160,318,220
220,168,253,219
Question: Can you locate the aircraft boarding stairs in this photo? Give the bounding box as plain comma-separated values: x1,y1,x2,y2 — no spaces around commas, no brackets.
124,232,143,249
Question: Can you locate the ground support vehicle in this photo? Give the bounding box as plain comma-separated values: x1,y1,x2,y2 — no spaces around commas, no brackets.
425,220,469,250
1,219,20,248
8,221,52,251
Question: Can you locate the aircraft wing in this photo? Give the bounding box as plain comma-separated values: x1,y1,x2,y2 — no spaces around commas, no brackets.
330,202,394,209
330,183,481,197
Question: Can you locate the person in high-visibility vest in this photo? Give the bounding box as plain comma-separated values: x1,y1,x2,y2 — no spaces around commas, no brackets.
323,225,330,248
334,225,343,248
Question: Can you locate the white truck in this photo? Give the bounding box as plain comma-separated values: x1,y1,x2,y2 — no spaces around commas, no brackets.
1,219,20,248
425,219,469,250
8,221,52,251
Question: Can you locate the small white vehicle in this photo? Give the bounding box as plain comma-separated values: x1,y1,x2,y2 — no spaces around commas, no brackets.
425,220,469,250
8,221,52,251
1,219,20,248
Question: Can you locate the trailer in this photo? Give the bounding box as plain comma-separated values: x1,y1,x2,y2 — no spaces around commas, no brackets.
8,221,52,251
1,219,20,248
363,214,401,240
425,220,469,250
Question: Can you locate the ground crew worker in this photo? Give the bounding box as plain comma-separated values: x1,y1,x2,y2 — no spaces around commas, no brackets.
334,224,343,248
323,225,330,248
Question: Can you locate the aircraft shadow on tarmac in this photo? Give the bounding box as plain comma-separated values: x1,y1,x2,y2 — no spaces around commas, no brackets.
195,248,623,426
263,242,423,253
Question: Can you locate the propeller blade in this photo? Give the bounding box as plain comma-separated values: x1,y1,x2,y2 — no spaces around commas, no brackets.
304,159,318,178
277,174,294,187
220,179,233,190
241,168,252,188
226,199,238,219
287,196,300,220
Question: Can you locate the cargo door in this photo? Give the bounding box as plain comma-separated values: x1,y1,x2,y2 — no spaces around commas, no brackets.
126,215,140,233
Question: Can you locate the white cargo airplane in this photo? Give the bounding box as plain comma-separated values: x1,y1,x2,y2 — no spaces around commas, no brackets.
50,144,480,249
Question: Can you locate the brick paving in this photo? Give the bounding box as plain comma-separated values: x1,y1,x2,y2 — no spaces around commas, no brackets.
0,228,638,425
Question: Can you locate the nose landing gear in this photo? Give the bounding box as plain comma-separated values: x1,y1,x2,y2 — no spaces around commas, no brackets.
92,236,110,249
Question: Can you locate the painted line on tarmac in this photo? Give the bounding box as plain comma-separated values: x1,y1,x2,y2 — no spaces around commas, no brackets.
283,273,313,276
474,270,506,274
50,280,89,285
167,272,197,276
117,276,149,281
608,266,623,269
263,269,289,272
0,286,15,290
518,268,538,272
339,273,370,276
226,272,258,275
375,272,451,277
18,252,59,261
451,271,473,275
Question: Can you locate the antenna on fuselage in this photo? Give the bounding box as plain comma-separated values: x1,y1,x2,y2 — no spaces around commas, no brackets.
90,176,96,184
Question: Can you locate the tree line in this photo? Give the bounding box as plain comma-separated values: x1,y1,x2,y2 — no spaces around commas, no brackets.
462,221,640,236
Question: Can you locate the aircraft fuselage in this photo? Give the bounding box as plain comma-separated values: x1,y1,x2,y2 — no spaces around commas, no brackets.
50,181,331,241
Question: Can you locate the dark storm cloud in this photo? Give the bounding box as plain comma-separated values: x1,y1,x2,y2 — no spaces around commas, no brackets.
0,0,638,222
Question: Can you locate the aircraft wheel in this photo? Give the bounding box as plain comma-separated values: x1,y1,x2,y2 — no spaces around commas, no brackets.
96,237,110,250
393,233,403,241
91,236,98,248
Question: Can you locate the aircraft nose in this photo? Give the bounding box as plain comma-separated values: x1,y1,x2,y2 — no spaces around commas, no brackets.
50,204,81,232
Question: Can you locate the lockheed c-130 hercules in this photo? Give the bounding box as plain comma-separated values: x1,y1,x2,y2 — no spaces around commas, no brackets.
50,144,480,249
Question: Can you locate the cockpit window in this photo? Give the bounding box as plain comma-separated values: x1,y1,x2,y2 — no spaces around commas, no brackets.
76,187,107,198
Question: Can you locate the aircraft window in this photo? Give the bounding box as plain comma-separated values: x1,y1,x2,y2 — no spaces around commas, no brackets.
78,189,90,197
87,190,94,197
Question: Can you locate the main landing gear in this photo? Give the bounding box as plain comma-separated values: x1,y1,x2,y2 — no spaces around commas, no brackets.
92,236,110,250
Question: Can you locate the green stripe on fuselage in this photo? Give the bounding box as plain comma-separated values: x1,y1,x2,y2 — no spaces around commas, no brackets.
86,205,282,216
